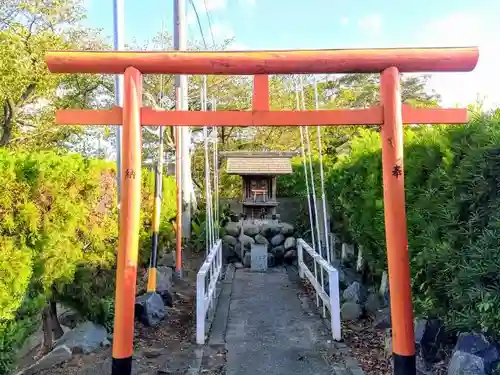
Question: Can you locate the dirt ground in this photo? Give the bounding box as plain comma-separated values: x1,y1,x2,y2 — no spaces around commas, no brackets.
33,250,211,375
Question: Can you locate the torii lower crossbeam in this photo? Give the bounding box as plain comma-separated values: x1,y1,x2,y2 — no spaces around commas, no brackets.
54,104,468,126
45,46,479,375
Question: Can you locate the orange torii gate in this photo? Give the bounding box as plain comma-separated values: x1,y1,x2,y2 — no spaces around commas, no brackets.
45,47,479,375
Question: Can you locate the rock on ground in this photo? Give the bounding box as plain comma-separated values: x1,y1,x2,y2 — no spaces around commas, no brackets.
254,234,269,246
135,292,166,327
414,318,447,367
383,329,392,358
447,351,487,375
373,307,391,329
281,222,294,236
225,222,241,237
340,301,363,321
16,345,72,375
55,321,107,354
223,234,237,247
343,281,367,304
243,223,260,237
58,309,84,329
222,241,236,260
156,266,173,295
240,234,255,250
364,292,381,314
270,233,285,247
260,223,281,238
379,271,390,306
17,325,71,361
341,243,356,266
284,236,296,250
339,267,362,289
446,333,500,375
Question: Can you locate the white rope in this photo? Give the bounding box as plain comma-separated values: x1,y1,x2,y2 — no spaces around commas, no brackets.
294,77,316,250
212,96,219,241
202,75,214,252
313,76,331,263
299,75,322,257
295,75,320,310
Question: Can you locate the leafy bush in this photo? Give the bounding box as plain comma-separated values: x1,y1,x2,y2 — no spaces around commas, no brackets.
277,156,324,198
326,110,500,335
0,151,176,374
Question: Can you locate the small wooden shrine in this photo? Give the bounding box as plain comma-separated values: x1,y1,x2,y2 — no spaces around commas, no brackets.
221,151,298,219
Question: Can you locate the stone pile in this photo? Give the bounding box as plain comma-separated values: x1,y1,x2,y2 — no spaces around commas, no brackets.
222,220,298,267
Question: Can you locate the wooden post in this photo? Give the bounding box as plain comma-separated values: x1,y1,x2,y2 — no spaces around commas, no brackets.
146,164,161,292
380,67,415,375
271,176,277,216
111,67,142,375
271,176,277,200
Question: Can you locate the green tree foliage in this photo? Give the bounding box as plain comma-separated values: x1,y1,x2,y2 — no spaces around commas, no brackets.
326,110,500,335
0,0,112,151
0,150,176,373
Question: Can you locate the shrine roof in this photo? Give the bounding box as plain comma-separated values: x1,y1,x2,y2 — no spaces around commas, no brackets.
220,151,298,158
225,153,295,175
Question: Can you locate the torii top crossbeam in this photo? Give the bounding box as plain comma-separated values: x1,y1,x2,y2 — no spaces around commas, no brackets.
45,47,479,74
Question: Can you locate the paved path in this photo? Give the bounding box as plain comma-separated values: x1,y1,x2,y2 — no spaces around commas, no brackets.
218,267,347,375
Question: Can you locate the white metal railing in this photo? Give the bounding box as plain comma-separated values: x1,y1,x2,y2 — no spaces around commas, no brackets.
196,239,223,344
297,238,341,341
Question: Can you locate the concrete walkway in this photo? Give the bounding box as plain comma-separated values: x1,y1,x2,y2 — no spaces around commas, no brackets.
210,266,356,375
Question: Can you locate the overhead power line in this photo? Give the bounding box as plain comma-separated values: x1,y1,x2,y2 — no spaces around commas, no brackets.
202,0,216,46
188,0,208,48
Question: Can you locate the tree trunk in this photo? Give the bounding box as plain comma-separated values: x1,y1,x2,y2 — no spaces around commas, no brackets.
50,299,64,340
36,305,54,359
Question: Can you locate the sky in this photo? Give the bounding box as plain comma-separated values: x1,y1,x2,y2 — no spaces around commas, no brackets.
83,0,500,109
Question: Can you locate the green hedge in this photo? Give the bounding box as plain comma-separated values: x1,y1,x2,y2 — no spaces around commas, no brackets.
327,110,500,335
0,151,176,374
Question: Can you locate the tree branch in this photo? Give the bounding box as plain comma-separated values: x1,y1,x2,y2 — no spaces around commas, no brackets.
0,98,15,146
17,83,36,107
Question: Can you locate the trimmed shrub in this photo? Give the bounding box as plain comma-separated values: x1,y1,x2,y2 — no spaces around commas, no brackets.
0,150,176,374
326,110,500,335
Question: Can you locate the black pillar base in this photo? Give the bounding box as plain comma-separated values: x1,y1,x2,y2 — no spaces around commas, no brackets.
112,356,132,375
393,353,416,375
